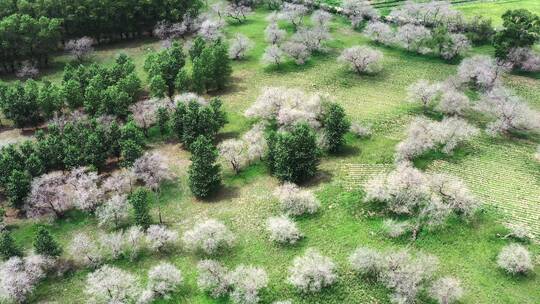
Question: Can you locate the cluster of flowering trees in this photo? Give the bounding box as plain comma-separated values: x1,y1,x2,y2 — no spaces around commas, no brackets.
364,20,471,60
242,87,350,182
349,247,464,304
262,8,332,66
405,55,540,137
365,164,479,239
395,117,479,162
83,262,183,303
386,54,538,244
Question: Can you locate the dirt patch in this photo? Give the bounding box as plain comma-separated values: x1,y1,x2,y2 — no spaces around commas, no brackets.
149,142,191,174
0,128,33,147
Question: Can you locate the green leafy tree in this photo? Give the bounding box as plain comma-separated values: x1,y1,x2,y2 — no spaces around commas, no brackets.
264,119,279,173
84,131,109,170
175,67,191,92
0,231,22,260
191,48,213,94
62,79,84,109
171,102,187,139
189,36,207,60
25,153,45,177
212,40,232,91
119,120,145,167
35,126,65,171
272,123,320,183
83,74,107,115
188,136,221,198
0,208,5,229
63,144,84,169
120,140,143,168
494,9,540,58
157,107,170,135
38,81,63,119
322,103,350,153
6,170,32,209
110,53,136,82
0,145,25,186
121,120,145,147
33,227,62,257
144,42,186,99
102,85,131,117
108,121,122,158
129,188,152,229
150,75,167,98
0,80,43,128
173,99,227,147
190,41,231,93
117,72,142,100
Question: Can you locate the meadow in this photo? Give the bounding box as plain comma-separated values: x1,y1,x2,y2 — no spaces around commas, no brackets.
1,1,540,303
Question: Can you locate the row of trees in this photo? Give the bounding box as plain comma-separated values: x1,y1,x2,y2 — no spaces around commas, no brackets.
1,214,533,303
0,0,203,72
336,0,536,67
364,21,471,60
0,54,141,128
0,118,146,211
379,3,540,67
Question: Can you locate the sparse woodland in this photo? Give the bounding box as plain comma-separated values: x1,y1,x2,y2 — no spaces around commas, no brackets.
0,0,539,303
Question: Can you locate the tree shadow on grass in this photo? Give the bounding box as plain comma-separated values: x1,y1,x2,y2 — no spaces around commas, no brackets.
215,131,241,142
413,144,478,170
300,169,333,188
511,69,540,80
334,66,389,88
226,18,257,28
202,184,240,203
207,75,246,96
331,144,361,158
262,59,318,74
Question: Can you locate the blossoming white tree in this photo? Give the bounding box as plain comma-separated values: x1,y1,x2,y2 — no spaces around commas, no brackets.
228,265,269,304
229,34,254,60
146,262,183,300
274,183,320,216
182,219,236,255
266,215,303,244
84,265,142,303
338,46,383,74
288,248,337,293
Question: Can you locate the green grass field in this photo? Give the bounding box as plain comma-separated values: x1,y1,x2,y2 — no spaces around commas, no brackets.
2,3,540,304
456,0,540,26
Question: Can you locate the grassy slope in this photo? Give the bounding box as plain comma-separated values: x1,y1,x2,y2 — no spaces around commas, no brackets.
3,6,540,304
456,0,540,26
